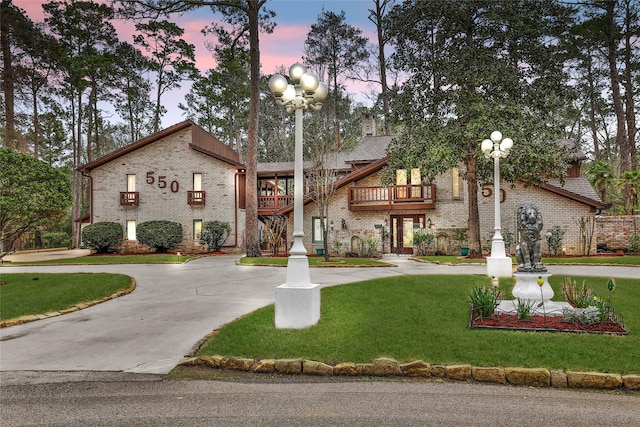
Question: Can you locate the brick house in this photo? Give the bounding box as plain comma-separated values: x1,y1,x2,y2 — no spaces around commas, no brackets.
78,121,245,253
80,119,607,256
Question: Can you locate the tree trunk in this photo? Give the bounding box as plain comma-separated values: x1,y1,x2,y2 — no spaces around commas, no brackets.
605,0,630,208
623,0,637,169
466,148,482,258
374,0,391,136
1,0,17,149
244,0,261,257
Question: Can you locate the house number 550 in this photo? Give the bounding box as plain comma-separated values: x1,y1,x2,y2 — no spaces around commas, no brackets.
146,171,180,193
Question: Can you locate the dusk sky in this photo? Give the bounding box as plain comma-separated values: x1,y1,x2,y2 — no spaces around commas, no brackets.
14,0,381,125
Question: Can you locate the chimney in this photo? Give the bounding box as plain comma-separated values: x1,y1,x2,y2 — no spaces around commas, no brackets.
362,114,376,137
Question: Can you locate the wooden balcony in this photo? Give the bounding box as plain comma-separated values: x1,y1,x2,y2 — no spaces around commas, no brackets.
120,192,139,206
258,194,294,214
348,184,436,211
188,190,206,205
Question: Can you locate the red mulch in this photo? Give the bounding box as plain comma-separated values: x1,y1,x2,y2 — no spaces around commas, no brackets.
470,312,626,335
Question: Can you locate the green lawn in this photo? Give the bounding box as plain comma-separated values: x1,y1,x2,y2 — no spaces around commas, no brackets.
419,255,640,266
196,274,639,374
0,273,132,320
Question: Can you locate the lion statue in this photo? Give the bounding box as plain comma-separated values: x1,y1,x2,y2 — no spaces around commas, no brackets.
515,203,546,272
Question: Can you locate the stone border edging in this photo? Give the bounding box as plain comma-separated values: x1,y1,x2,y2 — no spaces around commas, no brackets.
0,277,137,328
179,356,640,392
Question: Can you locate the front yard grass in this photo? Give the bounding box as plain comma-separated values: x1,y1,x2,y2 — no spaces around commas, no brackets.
0,273,132,320
196,274,639,374
419,255,640,266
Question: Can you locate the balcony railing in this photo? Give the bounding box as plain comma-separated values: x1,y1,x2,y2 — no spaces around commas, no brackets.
348,184,436,211
258,194,294,213
120,192,139,206
188,191,206,205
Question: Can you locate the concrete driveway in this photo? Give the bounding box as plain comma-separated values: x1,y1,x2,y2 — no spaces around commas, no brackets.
1,255,638,374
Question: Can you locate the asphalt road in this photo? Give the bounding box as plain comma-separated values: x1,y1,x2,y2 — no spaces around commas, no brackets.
1,371,639,426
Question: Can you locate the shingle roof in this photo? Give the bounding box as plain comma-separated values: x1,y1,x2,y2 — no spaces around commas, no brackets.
543,177,608,209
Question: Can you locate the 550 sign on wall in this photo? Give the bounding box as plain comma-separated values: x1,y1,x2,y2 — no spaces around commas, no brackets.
146,171,180,193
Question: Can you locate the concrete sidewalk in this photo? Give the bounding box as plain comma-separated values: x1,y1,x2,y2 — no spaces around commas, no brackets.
2,248,92,263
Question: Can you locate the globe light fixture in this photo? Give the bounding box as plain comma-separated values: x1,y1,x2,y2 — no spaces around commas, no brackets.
482,131,514,278
268,63,328,329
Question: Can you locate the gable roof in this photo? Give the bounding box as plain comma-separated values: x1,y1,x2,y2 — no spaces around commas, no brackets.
78,120,243,172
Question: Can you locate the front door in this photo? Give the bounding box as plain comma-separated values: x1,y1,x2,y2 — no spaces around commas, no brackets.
391,214,425,254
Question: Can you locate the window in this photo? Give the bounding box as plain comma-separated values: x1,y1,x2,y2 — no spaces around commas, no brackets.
127,220,136,241
127,174,136,192
452,167,460,199
193,220,202,240
312,217,326,243
193,173,202,191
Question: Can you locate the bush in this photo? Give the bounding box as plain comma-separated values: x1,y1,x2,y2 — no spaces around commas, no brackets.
82,222,122,254
413,229,434,256
547,225,565,256
628,232,640,255
42,232,71,249
469,285,500,319
136,220,183,253
358,235,379,258
201,221,232,251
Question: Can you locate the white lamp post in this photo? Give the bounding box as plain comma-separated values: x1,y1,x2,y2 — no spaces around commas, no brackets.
481,131,514,278
268,63,328,328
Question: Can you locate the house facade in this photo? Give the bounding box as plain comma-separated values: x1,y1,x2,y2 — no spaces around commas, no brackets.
80,120,607,256
79,121,245,253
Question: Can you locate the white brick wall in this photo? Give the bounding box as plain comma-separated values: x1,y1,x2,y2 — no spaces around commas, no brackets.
286,169,597,256
90,128,240,253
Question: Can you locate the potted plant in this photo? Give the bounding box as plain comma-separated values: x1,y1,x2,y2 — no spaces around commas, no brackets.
453,228,469,256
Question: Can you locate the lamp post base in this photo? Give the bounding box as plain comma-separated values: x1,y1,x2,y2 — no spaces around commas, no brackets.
275,284,321,329
486,256,513,278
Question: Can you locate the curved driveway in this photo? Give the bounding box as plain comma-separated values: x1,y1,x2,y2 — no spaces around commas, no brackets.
1,256,638,374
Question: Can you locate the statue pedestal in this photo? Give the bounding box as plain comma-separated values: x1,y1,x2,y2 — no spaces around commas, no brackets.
512,272,553,302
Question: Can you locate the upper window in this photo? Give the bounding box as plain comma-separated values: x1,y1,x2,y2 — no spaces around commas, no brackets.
193,173,202,191
452,167,461,200
127,174,136,192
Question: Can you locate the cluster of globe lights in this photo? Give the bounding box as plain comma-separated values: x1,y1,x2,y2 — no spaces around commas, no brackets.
268,63,328,113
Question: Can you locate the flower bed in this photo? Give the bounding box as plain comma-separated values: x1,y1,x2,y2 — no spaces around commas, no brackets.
470,310,627,335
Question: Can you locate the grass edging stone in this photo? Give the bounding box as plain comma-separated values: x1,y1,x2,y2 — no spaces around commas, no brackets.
0,277,136,328
178,356,640,392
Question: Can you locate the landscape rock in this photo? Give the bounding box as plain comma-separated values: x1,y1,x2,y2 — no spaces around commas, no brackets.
303,360,333,376
567,371,622,389
360,358,402,376
622,375,640,390
275,359,302,374
505,368,550,387
253,359,276,373
334,362,358,376
400,360,431,377
430,365,446,378
472,367,506,384
445,364,472,381
222,357,253,371
550,370,568,388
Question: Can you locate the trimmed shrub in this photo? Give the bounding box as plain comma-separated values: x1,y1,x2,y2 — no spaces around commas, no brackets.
201,221,232,251
136,220,183,253
42,232,71,249
82,222,122,254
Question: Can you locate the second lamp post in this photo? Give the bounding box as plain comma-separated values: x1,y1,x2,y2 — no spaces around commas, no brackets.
481,131,514,278
268,63,328,328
